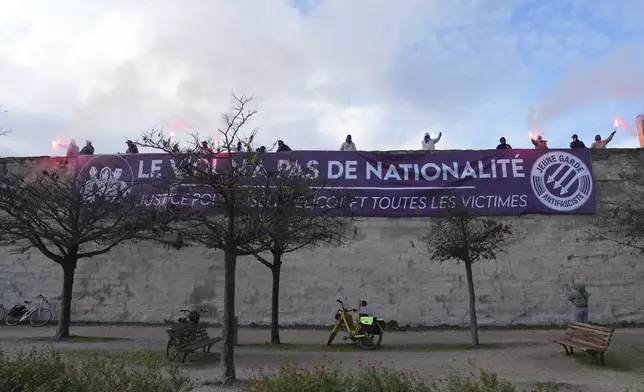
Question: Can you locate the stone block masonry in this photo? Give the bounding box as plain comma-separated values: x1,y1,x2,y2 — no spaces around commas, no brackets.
0,150,643,326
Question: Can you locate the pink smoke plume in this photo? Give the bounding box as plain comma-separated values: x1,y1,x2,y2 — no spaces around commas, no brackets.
529,45,644,131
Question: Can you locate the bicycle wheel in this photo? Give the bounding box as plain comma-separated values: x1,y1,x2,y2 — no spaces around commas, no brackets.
5,314,20,326
166,340,179,361
357,332,383,350
29,308,52,327
0,305,5,322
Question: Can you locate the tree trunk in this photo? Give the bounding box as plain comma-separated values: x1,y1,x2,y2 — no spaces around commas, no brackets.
55,260,77,341
270,251,282,344
220,249,237,383
464,261,479,345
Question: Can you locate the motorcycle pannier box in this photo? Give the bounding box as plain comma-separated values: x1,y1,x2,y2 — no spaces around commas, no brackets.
359,316,384,335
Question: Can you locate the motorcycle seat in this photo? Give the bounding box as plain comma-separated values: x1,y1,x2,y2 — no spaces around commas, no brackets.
24,301,32,304
359,313,372,318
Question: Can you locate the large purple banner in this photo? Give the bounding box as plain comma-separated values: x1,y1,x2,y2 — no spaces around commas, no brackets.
75,149,596,217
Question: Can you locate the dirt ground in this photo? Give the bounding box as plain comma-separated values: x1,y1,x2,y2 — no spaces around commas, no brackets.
1,325,643,392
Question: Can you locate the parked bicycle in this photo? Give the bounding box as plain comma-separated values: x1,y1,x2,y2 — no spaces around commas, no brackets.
327,296,385,350
5,294,52,327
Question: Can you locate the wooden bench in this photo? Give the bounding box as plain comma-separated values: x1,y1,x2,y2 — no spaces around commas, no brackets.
165,323,222,363
552,322,614,365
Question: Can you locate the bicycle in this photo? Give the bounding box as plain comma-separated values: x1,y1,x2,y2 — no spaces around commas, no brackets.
327,296,385,350
5,294,52,327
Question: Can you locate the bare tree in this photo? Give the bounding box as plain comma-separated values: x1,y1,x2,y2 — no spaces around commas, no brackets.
240,163,356,344
0,164,167,340
139,94,297,383
589,154,644,252
413,201,513,345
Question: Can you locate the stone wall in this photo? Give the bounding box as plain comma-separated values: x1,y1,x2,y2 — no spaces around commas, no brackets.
0,150,642,327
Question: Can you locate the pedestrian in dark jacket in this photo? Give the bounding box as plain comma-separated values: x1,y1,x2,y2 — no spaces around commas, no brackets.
570,134,586,148
276,140,291,152
125,140,139,154
568,281,590,323
496,137,512,149
79,140,94,155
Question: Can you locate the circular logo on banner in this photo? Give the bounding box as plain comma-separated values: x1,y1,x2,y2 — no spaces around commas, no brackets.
76,155,134,202
530,152,593,212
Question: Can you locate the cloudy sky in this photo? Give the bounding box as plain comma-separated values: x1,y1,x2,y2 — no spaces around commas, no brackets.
1,0,644,157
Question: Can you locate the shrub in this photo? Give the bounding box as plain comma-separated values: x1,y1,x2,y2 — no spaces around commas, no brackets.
243,361,557,392
0,350,194,392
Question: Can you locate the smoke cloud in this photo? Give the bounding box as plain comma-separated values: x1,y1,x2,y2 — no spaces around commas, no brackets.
530,44,644,128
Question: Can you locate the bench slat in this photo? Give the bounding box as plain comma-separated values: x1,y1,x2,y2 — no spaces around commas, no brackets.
568,322,614,334
553,323,615,366
167,325,220,350
565,330,610,346
554,323,614,353
562,336,607,351
568,328,613,339
554,339,602,352
182,338,222,352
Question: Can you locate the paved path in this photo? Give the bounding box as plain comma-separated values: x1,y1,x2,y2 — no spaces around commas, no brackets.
2,325,644,391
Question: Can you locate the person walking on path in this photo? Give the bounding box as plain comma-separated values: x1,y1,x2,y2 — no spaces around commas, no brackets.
568,281,590,323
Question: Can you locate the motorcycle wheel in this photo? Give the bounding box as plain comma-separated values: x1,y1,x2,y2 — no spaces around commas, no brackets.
357,331,383,350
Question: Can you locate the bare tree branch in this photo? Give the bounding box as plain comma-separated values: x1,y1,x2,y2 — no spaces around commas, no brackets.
136,92,360,377
415,199,514,345
0,165,170,340
137,93,278,383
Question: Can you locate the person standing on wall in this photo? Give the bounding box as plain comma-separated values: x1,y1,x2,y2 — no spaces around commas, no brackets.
568,281,590,323
125,140,139,154
340,134,356,151
591,129,617,149
79,140,94,155
530,135,548,149
421,132,441,150
570,134,586,149
496,137,512,149
62,139,80,158
276,140,292,152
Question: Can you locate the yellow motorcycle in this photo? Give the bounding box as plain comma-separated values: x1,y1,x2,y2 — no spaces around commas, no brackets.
327,296,385,350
